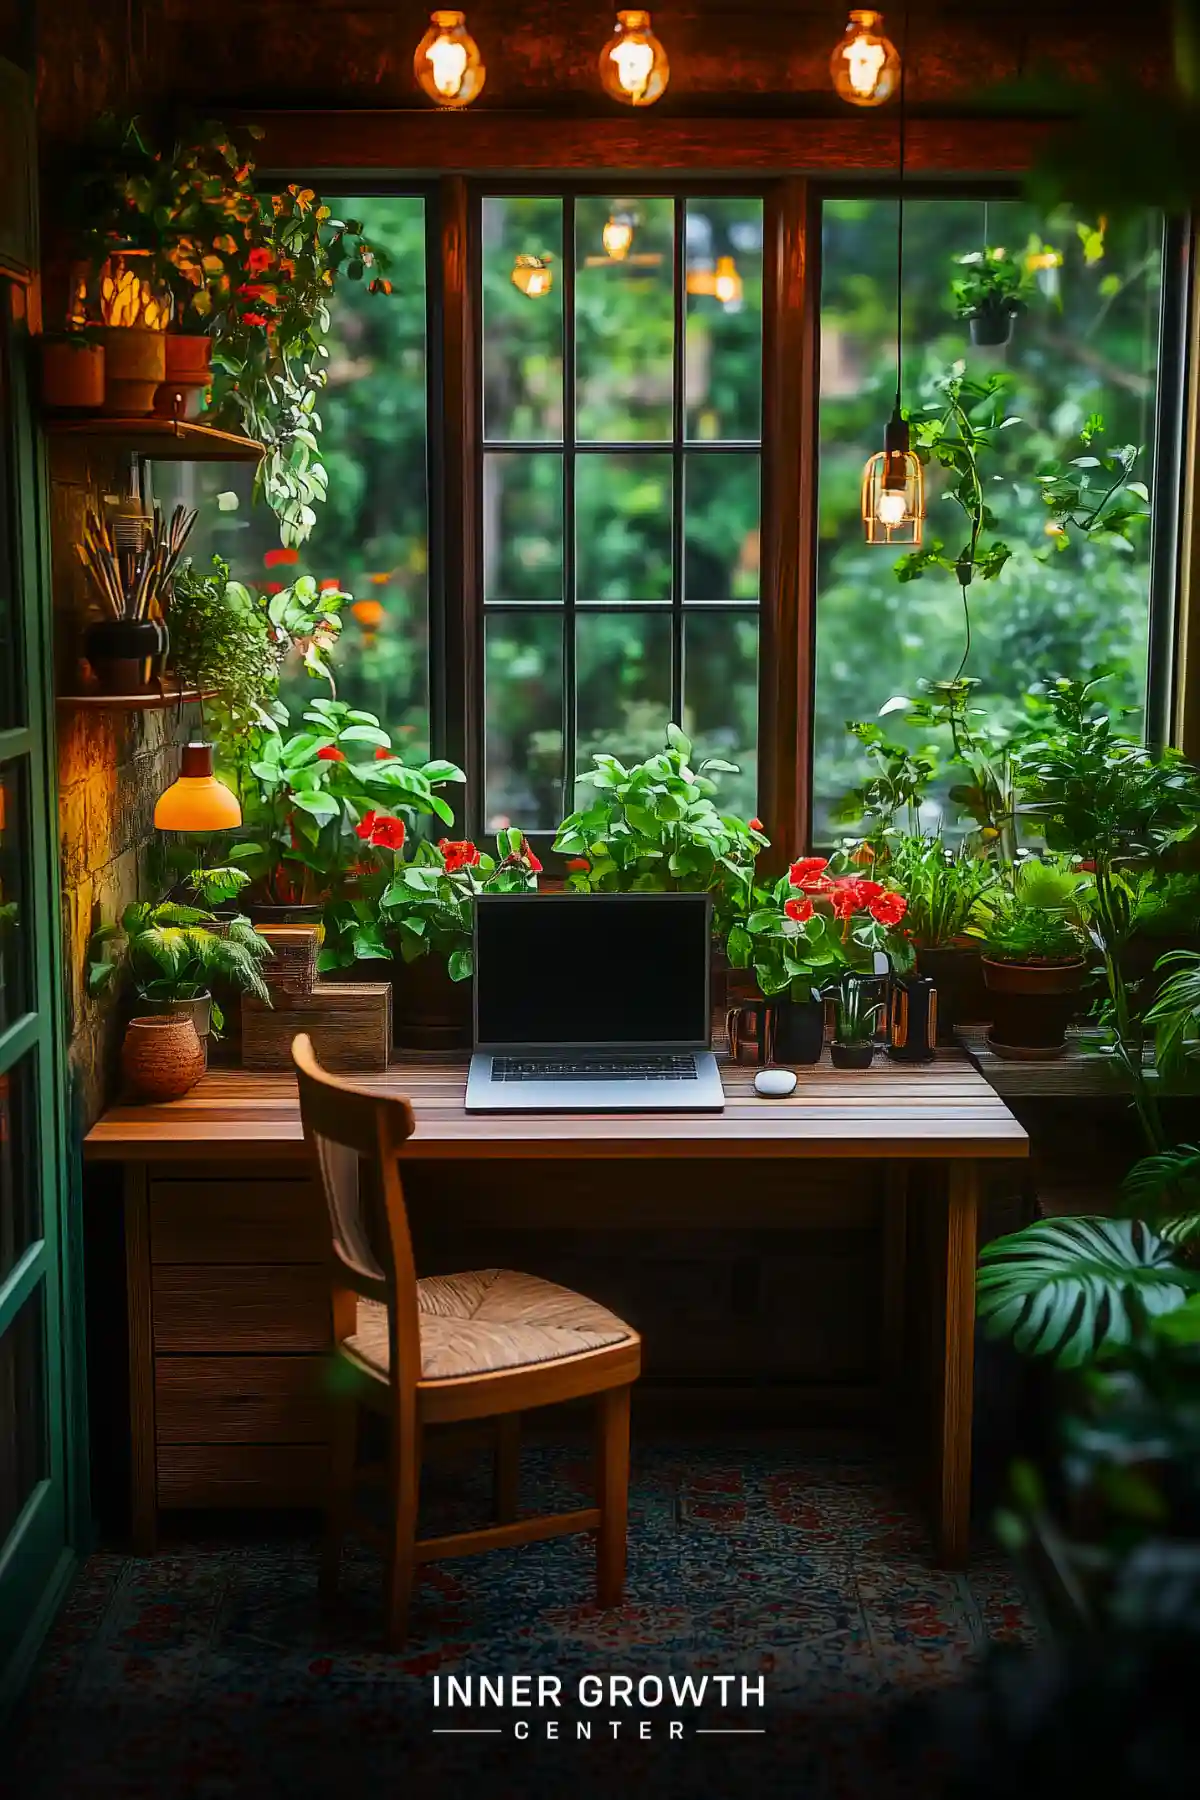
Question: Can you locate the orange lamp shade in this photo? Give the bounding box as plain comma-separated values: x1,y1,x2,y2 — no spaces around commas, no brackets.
154,743,242,831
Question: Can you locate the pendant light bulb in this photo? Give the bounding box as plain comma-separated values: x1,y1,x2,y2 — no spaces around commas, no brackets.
874,486,910,528
830,10,900,107
713,255,743,306
603,213,636,260
600,10,670,107
511,253,553,299
862,407,924,546
414,10,486,107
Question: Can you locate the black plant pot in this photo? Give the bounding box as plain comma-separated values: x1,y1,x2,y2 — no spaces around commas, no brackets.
773,997,826,1065
968,304,1017,348
84,617,160,694
830,1040,875,1070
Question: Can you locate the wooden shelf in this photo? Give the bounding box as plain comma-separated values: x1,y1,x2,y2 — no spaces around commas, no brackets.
43,415,262,463
57,685,211,712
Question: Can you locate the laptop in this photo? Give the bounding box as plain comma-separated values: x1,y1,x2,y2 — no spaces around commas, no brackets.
465,891,725,1113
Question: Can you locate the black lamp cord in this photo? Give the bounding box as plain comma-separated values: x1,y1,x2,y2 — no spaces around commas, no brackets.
894,6,909,420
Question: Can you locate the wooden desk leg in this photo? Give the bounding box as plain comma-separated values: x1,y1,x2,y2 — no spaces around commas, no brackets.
124,1165,157,1555
882,1161,908,1402
935,1160,979,1569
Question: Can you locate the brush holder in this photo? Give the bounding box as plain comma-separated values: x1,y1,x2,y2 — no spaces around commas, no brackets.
84,617,161,694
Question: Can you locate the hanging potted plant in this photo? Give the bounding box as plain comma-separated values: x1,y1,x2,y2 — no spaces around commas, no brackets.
951,245,1031,347
825,974,886,1071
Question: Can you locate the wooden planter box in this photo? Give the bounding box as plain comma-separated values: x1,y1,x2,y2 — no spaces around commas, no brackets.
241,982,391,1072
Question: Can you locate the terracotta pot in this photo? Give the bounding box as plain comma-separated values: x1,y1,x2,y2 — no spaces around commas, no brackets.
121,1014,205,1100
141,991,213,1042
41,338,105,409
100,326,166,415
981,958,1087,1060
396,953,472,1051
830,1040,875,1070
916,943,990,1043
155,333,213,418
83,617,160,694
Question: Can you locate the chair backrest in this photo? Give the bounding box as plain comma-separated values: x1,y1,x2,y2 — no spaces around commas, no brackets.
292,1033,421,1389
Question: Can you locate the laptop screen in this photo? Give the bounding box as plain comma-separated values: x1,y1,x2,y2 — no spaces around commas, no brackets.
474,893,712,1050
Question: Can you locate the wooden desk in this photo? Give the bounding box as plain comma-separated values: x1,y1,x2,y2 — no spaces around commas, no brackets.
85,1052,1027,1566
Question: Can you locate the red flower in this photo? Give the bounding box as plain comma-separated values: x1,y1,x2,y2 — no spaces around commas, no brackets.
749,818,764,833
525,848,543,874
789,856,831,891
374,746,394,761
316,746,345,763
829,880,865,920
242,311,268,328
354,811,378,842
853,880,885,903
318,578,342,592
869,891,907,927
263,547,299,568
566,857,590,872
263,581,283,596
247,246,273,274
438,838,480,873
370,815,406,851
1079,860,1097,873
784,896,814,924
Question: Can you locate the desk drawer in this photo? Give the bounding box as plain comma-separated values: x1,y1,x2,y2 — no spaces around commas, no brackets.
152,1266,331,1352
155,1355,331,1443
150,1180,327,1264
157,1444,328,1509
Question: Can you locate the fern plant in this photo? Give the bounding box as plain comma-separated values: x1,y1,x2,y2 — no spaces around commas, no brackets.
88,901,272,1032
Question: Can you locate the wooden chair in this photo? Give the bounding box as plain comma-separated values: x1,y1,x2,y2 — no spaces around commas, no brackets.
292,1033,642,1647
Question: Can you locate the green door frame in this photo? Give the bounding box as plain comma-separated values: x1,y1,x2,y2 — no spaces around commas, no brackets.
0,152,86,1709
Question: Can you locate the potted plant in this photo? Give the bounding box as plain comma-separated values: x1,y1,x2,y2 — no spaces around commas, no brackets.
881,835,999,1041
326,828,540,1049
951,245,1031,346
730,854,910,1065
825,974,886,1070
554,723,764,950
88,894,272,1046
973,859,1092,1060
1118,871,1200,1013
39,323,105,409
228,696,465,924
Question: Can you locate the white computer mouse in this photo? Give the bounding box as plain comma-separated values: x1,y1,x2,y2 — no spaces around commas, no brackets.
754,1068,798,1097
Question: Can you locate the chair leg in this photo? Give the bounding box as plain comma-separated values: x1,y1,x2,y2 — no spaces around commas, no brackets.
595,1385,631,1610
494,1412,520,1523
384,1413,422,1651
321,1396,357,1613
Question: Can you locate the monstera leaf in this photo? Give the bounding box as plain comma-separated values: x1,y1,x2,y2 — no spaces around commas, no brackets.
977,1217,1196,1367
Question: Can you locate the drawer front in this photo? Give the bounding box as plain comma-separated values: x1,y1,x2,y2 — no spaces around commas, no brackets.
152,1266,331,1352
150,1180,328,1265
155,1356,331,1444
157,1444,329,1509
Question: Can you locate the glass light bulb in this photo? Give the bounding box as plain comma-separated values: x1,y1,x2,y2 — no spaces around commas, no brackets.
603,215,635,260
511,254,553,298
713,255,743,306
875,487,910,528
414,10,486,107
830,9,900,107
599,10,669,107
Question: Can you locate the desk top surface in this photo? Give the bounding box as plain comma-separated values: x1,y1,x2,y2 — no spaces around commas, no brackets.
85,1050,1028,1164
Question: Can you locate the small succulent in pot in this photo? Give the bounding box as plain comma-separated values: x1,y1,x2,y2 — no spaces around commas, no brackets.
825,973,885,1070
951,245,1030,347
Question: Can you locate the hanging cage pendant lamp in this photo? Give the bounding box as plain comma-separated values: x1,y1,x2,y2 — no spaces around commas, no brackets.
861,8,923,546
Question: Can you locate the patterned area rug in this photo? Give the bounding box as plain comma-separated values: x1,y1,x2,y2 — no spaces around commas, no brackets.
8,1441,1037,1800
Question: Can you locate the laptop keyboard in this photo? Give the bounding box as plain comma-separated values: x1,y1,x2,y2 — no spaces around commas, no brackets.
493,1055,698,1083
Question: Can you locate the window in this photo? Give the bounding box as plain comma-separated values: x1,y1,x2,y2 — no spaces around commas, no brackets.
478,191,764,833
163,194,432,748
812,196,1165,838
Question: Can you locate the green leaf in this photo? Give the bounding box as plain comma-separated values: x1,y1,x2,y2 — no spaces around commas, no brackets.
448,948,473,983
665,723,693,759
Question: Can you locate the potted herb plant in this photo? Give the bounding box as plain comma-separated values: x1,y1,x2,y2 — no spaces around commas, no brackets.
825,974,886,1070
881,835,998,1041
730,855,910,1064
951,245,1031,346
973,860,1092,1059
88,896,272,1046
